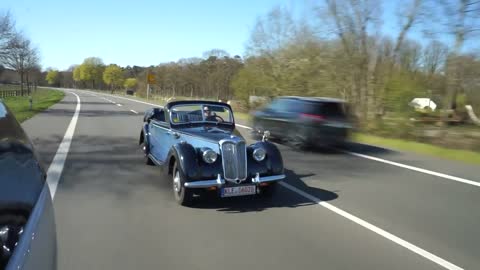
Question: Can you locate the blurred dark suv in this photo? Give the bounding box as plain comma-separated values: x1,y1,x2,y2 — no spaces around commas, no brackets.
252,96,352,148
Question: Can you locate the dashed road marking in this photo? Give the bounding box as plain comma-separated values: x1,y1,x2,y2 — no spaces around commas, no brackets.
46,92,81,199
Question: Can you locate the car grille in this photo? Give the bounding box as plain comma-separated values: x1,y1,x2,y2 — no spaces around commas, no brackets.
221,140,247,183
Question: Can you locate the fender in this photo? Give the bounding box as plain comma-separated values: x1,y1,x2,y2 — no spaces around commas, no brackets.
249,141,284,175
167,143,200,180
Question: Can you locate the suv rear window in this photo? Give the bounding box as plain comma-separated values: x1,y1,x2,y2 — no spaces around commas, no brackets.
304,101,346,117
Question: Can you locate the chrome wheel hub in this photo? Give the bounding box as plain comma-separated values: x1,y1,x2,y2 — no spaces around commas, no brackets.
173,171,181,193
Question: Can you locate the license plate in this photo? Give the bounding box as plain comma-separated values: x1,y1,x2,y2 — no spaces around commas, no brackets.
221,185,256,197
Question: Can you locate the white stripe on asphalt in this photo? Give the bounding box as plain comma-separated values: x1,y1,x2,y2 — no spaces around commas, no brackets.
235,124,252,130
279,181,463,270
81,90,480,187
130,109,138,114
46,92,81,199
116,103,122,107
85,90,158,106
344,151,480,187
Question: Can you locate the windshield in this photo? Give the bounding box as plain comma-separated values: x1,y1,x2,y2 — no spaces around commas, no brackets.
170,104,233,124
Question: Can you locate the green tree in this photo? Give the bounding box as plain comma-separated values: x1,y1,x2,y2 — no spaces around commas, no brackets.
72,65,83,88
124,78,137,89
79,57,104,89
103,64,124,92
45,69,59,85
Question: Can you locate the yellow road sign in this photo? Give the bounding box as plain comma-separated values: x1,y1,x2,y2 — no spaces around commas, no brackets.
147,73,156,84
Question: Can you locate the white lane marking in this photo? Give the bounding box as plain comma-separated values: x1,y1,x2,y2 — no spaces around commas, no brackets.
235,124,252,130
116,103,122,107
344,151,480,187
81,89,480,187
279,181,463,270
84,90,158,106
46,92,81,199
130,109,138,114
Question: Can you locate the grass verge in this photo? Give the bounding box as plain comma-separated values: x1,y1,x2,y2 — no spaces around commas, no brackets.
2,88,65,123
353,133,480,165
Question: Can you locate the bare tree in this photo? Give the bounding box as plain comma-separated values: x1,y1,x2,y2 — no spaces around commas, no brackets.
24,46,40,89
422,40,448,75
2,33,38,92
393,0,423,63
246,6,297,57
425,0,480,110
0,11,15,60
323,0,381,121
398,39,423,72
0,12,21,85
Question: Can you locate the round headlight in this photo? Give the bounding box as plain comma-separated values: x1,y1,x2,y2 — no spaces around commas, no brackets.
202,149,218,163
253,148,266,161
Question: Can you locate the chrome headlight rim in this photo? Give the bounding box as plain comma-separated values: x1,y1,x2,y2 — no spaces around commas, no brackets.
252,147,267,162
202,148,218,164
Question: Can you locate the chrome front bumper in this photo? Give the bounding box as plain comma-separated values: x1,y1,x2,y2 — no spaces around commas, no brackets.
184,173,285,188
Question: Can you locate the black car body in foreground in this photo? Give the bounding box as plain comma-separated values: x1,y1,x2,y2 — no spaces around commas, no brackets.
139,100,285,206
0,101,56,270
252,96,352,148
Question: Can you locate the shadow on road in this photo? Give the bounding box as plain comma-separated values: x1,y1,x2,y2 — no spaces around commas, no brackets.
342,141,392,155
189,169,338,213
246,132,392,157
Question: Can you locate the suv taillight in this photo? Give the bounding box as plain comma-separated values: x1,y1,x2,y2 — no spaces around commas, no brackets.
300,113,325,121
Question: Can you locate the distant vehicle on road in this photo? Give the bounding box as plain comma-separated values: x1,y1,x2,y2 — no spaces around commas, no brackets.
252,96,352,148
139,101,285,206
0,101,57,270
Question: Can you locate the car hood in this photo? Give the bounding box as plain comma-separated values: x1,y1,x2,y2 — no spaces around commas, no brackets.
177,126,245,142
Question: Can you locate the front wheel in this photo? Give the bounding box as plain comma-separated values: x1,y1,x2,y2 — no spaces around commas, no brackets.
172,162,194,206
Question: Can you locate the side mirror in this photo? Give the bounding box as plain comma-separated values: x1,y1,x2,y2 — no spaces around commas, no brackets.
262,130,270,142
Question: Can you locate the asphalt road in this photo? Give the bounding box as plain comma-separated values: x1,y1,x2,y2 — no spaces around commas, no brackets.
21,89,480,270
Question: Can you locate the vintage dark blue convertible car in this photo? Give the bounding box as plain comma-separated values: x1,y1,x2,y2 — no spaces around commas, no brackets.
139,101,285,205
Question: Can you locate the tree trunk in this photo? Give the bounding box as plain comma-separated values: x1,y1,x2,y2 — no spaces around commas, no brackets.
26,72,30,95
20,71,24,95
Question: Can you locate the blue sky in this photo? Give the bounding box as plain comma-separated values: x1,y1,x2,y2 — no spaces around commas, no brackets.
2,0,454,70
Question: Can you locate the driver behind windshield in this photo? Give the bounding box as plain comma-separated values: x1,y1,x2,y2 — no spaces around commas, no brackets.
203,106,217,122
